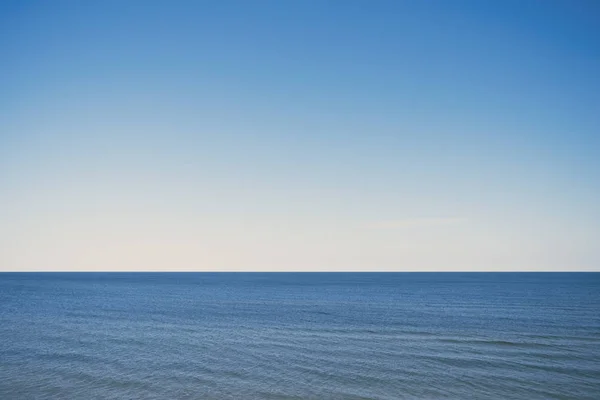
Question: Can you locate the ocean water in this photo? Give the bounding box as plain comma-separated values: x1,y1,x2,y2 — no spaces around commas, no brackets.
0,273,599,400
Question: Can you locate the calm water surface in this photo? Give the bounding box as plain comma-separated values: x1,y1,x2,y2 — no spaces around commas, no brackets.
0,273,599,399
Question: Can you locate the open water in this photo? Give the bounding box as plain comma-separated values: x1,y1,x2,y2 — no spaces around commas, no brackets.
0,272,599,399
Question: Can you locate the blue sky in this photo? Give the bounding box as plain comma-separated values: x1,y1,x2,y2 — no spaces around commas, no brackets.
1,0,599,271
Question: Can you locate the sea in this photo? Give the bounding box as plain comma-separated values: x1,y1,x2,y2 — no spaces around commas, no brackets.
0,273,598,399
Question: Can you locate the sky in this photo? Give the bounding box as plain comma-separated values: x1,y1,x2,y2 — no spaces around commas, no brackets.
1,0,599,271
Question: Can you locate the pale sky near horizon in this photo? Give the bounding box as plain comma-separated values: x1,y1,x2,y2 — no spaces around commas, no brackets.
1,0,599,271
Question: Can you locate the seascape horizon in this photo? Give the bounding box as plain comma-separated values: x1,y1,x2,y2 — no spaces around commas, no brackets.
2,1,599,398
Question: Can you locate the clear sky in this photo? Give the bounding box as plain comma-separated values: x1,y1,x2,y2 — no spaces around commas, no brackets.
1,0,599,271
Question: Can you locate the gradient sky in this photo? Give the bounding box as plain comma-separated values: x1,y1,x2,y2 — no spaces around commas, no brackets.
1,0,599,271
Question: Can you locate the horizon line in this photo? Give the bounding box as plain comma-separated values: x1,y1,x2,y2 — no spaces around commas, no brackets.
1,270,598,273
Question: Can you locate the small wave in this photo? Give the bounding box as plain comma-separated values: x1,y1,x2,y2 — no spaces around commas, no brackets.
437,338,558,349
